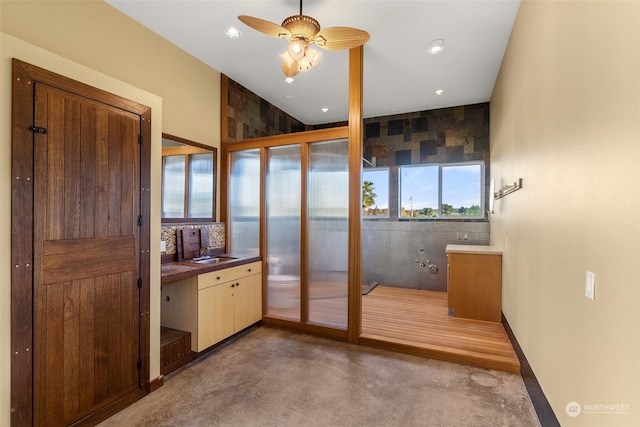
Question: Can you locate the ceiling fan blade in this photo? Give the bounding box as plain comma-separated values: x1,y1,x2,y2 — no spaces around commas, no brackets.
238,15,291,39
315,27,370,50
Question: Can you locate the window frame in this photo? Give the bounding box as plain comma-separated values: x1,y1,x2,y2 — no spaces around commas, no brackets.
398,161,485,220
161,133,217,223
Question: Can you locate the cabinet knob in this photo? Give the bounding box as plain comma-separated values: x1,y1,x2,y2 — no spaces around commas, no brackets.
248,268,252,272
216,276,221,280
236,282,240,287
231,283,235,288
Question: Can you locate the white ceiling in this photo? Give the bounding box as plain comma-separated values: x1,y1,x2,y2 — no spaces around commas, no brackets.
106,0,520,125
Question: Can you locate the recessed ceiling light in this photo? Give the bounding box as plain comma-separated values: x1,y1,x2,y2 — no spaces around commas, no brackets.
321,107,329,113
435,89,445,96
283,95,293,100
225,27,242,39
428,39,444,54
284,77,295,84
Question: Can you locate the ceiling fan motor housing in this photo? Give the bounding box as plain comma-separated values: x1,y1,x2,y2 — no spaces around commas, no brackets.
281,15,320,42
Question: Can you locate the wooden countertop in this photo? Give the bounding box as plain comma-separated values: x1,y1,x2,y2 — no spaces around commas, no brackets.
445,244,503,255
161,254,262,283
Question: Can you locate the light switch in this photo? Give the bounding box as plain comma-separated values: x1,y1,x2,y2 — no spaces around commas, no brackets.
585,271,595,300
160,240,167,252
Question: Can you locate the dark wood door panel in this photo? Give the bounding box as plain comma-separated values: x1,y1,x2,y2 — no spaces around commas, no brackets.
42,236,136,285
34,275,140,425
35,85,141,241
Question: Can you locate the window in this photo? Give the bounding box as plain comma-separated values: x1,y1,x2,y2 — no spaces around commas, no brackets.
362,168,389,218
399,162,484,219
161,134,216,222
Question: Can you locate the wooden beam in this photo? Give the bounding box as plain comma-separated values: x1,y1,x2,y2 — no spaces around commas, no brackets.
347,45,364,344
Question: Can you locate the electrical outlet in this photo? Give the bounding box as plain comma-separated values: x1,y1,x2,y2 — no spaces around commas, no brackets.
585,271,595,300
160,240,167,252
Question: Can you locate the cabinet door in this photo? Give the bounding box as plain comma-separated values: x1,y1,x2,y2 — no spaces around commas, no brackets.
198,283,235,351
234,273,263,332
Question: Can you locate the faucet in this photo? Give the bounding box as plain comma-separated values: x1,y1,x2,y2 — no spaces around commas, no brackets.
199,246,210,257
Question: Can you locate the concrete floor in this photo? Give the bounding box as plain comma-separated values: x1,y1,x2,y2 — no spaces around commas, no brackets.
99,327,540,427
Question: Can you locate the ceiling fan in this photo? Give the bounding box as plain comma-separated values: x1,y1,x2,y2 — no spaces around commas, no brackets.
239,0,370,77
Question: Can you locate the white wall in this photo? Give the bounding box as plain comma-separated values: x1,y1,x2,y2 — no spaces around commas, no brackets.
491,1,640,426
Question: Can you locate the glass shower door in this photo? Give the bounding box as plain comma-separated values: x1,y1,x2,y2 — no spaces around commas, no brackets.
265,145,301,319
307,139,349,328
229,149,260,254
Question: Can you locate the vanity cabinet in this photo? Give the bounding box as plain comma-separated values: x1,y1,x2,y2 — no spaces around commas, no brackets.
446,245,502,323
162,261,262,352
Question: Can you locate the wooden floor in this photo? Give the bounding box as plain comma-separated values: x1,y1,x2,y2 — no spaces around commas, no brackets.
361,286,520,373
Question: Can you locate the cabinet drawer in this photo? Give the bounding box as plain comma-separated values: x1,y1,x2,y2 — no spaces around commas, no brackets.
198,261,262,290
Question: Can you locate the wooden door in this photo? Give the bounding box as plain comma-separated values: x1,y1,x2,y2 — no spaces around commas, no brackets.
11,59,151,426
32,83,141,426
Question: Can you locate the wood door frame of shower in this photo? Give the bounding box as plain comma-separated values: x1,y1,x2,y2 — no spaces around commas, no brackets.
219,46,364,343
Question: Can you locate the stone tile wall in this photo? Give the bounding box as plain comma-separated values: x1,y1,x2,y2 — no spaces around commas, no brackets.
226,79,308,141
363,103,489,166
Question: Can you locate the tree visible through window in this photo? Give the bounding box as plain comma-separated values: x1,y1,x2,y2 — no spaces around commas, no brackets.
362,168,389,217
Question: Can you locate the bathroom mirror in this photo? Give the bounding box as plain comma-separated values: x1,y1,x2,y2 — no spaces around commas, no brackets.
161,133,217,223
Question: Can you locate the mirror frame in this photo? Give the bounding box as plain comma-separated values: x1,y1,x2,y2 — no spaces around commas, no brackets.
161,133,217,223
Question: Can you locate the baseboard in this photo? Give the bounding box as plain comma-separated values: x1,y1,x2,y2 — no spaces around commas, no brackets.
502,314,560,427
149,375,164,392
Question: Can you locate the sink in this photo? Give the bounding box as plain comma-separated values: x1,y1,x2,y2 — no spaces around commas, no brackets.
194,256,237,264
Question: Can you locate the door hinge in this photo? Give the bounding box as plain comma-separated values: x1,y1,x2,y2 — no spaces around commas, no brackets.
137,278,142,289
138,134,143,145
29,125,47,134
137,215,143,226
137,359,142,370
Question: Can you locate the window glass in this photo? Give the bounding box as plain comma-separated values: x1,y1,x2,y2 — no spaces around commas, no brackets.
399,162,484,219
362,168,389,218
442,164,482,217
400,165,439,218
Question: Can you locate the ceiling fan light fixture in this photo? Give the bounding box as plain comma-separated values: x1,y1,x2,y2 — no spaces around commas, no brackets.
238,0,370,77
306,48,322,67
280,52,299,77
288,40,307,60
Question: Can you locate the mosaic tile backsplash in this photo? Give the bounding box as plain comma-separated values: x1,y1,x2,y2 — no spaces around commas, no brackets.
160,223,225,256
